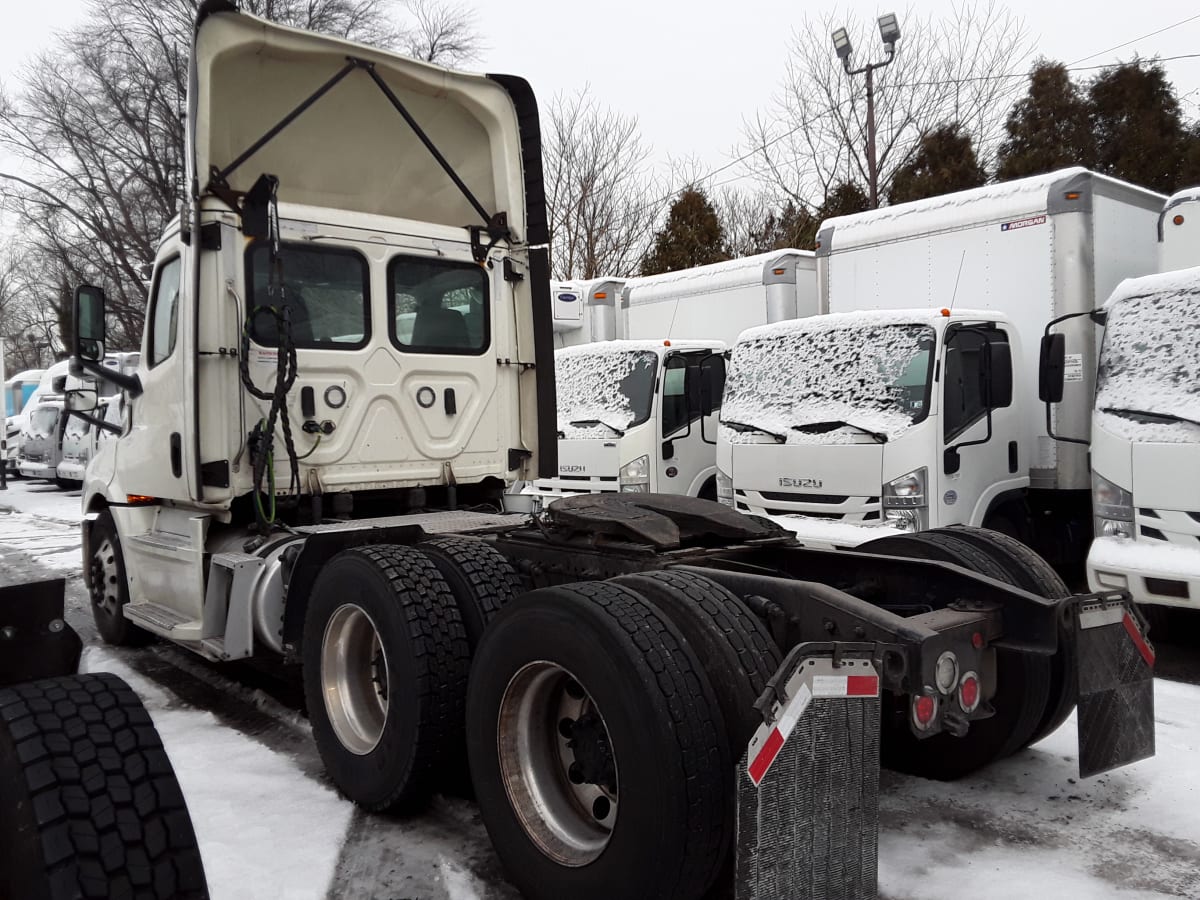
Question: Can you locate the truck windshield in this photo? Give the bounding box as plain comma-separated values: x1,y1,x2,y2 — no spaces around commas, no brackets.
722,321,935,443
63,415,89,437
556,348,658,435
29,407,60,437
1097,283,1200,436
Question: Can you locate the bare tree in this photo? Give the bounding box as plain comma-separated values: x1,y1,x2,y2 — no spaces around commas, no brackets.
741,1,1031,208
544,88,660,280
402,0,483,64
0,0,481,351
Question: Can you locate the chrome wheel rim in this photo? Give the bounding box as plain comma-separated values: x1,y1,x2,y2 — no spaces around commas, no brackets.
320,604,389,755
89,537,120,618
497,662,618,866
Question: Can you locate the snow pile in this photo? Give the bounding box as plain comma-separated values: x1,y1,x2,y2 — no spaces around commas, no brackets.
722,312,934,444
1096,269,1200,441
555,342,659,437
761,514,905,548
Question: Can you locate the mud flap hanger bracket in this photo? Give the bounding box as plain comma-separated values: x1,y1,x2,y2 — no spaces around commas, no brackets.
202,55,511,255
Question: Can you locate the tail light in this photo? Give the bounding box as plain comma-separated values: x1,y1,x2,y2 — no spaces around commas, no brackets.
958,672,981,713
911,694,938,731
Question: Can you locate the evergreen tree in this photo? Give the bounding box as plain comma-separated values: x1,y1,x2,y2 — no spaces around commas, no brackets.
751,201,820,252
996,61,1093,180
817,182,871,222
888,124,988,205
640,189,728,275
1088,61,1188,193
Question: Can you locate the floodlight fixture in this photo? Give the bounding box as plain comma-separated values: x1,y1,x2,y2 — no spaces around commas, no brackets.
878,13,901,48
831,27,852,61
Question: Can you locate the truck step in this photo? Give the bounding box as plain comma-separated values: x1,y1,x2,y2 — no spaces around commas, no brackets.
296,510,528,536
124,602,201,640
200,637,228,660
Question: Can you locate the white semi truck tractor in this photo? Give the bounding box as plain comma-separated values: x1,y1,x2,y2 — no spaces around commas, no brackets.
1040,190,1200,617
531,251,817,503
58,7,1158,900
719,170,1164,577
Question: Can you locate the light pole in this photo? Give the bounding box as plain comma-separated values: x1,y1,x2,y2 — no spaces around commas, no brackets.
0,332,8,490
832,13,901,209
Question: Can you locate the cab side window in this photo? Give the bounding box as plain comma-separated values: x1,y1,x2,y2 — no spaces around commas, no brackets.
943,326,1009,441
148,256,182,367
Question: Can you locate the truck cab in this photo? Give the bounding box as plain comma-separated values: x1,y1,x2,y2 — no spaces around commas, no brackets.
1086,267,1200,610
718,309,1020,547
531,339,726,501
18,398,66,481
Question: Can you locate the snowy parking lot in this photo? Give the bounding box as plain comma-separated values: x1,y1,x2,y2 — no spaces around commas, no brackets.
2,478,1199,900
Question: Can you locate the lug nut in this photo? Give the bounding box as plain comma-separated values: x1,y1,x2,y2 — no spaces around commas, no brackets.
558,717,575,739
568,763,585,784
592,796,611,820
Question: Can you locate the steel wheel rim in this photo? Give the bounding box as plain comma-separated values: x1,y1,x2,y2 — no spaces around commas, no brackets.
90,537,120,617
497,661,619,866
321,604,389,756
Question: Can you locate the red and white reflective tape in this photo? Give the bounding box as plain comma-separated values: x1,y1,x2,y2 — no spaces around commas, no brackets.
1079,602,1155,669
1121,613,1156,668
746,671,880,787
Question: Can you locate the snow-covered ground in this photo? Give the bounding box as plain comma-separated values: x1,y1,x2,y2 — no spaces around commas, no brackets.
3,479,1199,899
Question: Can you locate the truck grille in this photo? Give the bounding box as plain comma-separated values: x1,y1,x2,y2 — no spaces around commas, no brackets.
1134,507,1200,547
734,489,881,522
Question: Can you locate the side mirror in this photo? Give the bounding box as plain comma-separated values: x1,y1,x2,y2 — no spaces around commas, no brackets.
987,341,1013,408
65,388,99,414
1038,333,1066,404
74,284,107,362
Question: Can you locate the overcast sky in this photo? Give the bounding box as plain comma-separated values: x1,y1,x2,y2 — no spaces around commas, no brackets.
1,1,1198,191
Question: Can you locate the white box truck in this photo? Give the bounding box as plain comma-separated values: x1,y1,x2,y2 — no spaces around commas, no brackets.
1039,189,1200,613
718,169,1164,574
530,250,817,502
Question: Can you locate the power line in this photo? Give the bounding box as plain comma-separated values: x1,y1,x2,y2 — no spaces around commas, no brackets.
891,52,1200,89
1068,12,1200,67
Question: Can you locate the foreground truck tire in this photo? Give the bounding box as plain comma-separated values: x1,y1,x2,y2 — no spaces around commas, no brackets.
860,531,1053,780
0,673,208,900
301,544,469,811
467,582,728,900
86,512,153,647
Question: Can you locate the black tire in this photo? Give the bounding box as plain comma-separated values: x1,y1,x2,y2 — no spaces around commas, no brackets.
468,581,729,900
859,531,1052,780
418,536,522,650
930,525,1075,747
87,511,153,647
610,569,781,751
0,673,208,900
301,544,469,812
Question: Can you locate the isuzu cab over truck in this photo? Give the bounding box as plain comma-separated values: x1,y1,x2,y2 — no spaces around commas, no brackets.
531,252,817,504
719,170,1164,575
55,7,1156,900
1038,190,1200,615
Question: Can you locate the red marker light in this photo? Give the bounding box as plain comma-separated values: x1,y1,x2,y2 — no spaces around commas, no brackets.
912,694,937,730
959,672,981,713
971,631,984,650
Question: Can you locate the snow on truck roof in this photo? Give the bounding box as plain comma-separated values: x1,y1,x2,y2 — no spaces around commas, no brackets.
1104,264,1200,309
622,249,814,305
734,307,988,344
817,168,1165,253
556,339,724,358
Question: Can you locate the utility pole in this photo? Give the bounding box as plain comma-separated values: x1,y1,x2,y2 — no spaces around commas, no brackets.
832,13,901,209
1,333,8,490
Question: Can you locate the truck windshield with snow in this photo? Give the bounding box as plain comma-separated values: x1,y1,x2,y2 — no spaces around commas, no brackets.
51,6,1161,899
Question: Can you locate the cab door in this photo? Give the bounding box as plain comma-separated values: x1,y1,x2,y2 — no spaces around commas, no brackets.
657,351,725,496
118,243,193,502
937,324,1021,526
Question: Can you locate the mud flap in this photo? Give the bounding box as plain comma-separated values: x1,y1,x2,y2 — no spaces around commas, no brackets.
735,645,880,900
0,578,82,688
1075,593,1155,778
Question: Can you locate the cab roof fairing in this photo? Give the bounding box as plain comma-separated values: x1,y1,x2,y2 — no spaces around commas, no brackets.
185,7,529,241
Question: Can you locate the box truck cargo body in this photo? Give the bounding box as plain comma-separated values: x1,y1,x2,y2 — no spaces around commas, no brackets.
722,169,1164,569
531,251,817,501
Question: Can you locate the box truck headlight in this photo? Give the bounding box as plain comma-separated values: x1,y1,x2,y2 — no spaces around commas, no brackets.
1093,472,1134,540
716,468,734,507
620,455,650,492
883,467,928,532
